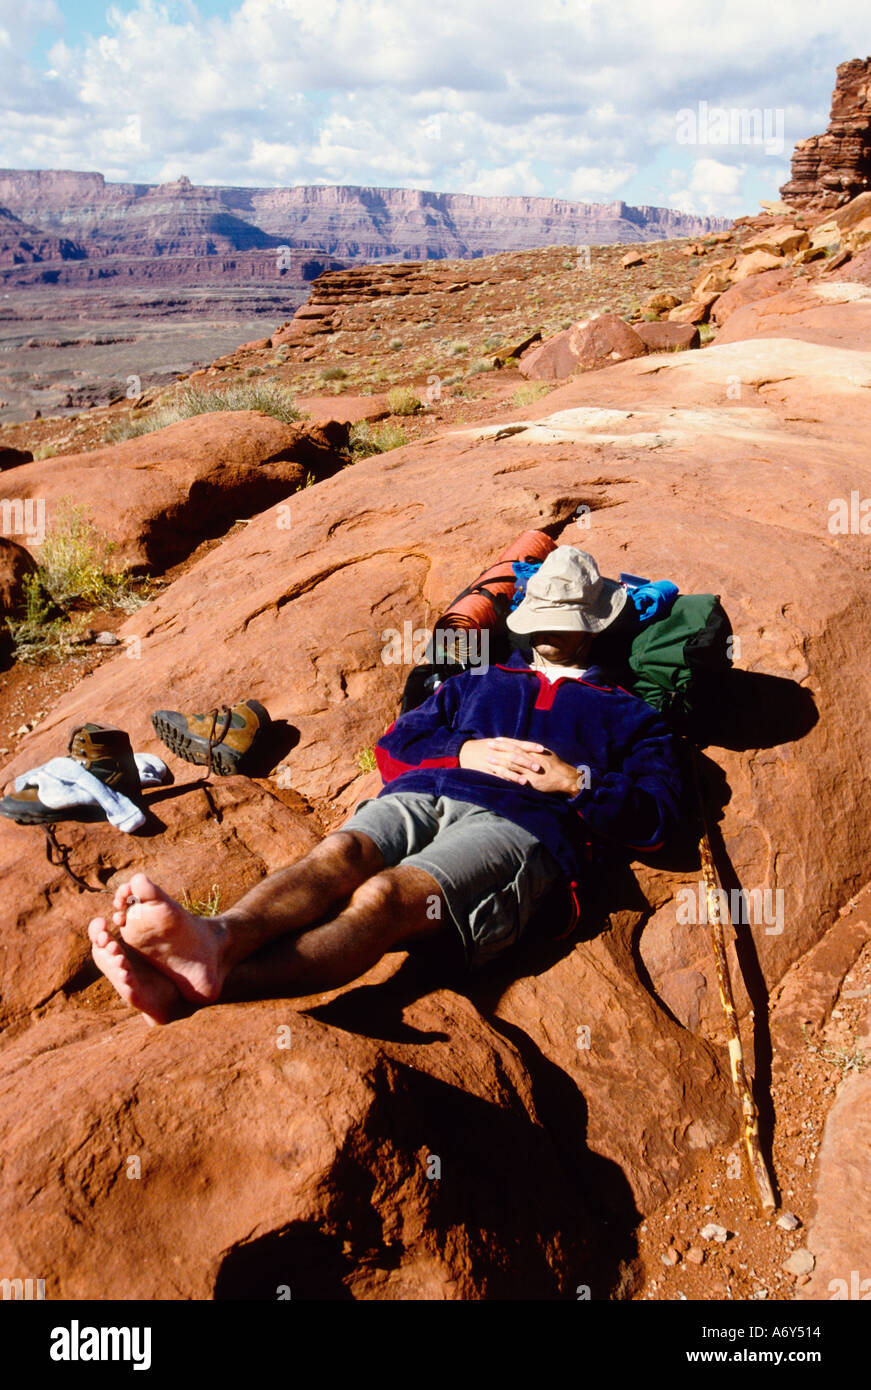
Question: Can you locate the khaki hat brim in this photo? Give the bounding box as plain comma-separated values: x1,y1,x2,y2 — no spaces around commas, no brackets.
505,576,627,636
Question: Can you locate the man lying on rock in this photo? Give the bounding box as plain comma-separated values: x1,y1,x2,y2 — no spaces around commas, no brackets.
89,547,683,1025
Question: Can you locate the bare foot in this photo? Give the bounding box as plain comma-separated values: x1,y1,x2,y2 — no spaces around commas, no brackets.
109,871,227,1005
88,918,189,1026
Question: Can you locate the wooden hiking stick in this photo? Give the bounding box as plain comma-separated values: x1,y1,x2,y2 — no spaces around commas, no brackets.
691,748,777,1213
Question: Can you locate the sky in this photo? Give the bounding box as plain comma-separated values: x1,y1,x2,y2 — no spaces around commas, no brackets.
1,0,870,217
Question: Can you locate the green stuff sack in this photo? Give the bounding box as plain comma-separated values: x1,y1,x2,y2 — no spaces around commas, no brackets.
626,593,732,729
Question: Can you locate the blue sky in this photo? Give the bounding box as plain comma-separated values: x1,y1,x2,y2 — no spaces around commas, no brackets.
3,0,870,216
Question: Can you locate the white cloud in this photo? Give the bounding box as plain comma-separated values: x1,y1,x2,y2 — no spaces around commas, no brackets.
669,157,749,216
0,0,869,215
461,162,545,197
566,165,638,201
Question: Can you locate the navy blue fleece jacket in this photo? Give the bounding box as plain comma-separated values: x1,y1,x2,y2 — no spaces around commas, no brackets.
374,651,683,885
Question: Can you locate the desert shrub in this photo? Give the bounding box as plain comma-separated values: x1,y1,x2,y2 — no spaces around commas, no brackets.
372,421,409,452
5,572,83,660
512,382,552,407
103,381,300,442
102,413,162,443
4,501,150,661
349,421,409,457
356,747,377,773
172,382,300,424
37,500,143,611
320,366,348,382
467,358,497,375
386,386,422,416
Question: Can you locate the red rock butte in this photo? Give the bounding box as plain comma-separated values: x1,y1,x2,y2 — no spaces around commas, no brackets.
781,56,871,210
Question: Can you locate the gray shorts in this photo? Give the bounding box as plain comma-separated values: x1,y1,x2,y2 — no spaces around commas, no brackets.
335,791,565,969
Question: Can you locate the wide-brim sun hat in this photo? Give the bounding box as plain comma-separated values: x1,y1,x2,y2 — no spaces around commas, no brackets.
506,545,627,636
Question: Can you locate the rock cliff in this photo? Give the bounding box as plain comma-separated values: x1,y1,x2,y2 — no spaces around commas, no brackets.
0,170,728,292
780,56,871,211
0,206,85,268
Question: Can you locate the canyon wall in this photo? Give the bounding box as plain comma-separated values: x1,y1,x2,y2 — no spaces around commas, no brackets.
0,171,728,290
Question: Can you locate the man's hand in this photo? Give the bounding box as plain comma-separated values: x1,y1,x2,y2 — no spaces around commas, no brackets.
522,751,579,796
458,738,578,794
458,737,546,784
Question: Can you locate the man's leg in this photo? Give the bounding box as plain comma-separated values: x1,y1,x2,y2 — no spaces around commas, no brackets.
221,865,444,1000
88,829,385,1023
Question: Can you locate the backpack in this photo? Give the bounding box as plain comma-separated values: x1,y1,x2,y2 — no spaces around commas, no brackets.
400,529,555,713
625,593,732,735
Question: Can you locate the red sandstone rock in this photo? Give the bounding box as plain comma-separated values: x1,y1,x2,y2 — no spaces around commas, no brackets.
741,226,809,257
827,190,871,229
0,169,728,298
518,328,579,379
710,269,791,325
800,1068,871,1300
713,282,871,350
770,909,871,1060
693,261,735,296
730,250,786,282
519,315,647,380
633,321,700,352
667,297,717,324
1,304,870,1298
0,412,348,571
0,205,84,268
0,984,624,1299
499,329,542,362
781,57,871,211
830,244,871,286
294,392,390,425
641,291,681,315
567,314,647,370
0,536,37,618
293,305,335,321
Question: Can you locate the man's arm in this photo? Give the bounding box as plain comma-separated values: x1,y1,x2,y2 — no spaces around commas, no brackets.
375,674,547,784
375,676,470,781
567,707,683,850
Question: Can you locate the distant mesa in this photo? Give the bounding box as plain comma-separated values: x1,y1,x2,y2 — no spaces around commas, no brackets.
0,168,728,293
0,205,86,268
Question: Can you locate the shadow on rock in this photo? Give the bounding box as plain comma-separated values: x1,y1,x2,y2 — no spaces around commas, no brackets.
306,943,640,1298
244,718,300,777
701,669,818,752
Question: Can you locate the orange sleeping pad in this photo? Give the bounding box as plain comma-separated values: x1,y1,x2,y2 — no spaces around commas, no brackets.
433,529,556,635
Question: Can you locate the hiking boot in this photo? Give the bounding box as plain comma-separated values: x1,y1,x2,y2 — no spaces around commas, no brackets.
0,722,141,825
150,700,270,776
70,723,142,797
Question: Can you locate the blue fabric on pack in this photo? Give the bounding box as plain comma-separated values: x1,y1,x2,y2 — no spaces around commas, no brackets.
510,560,543,610
628,580,679,626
